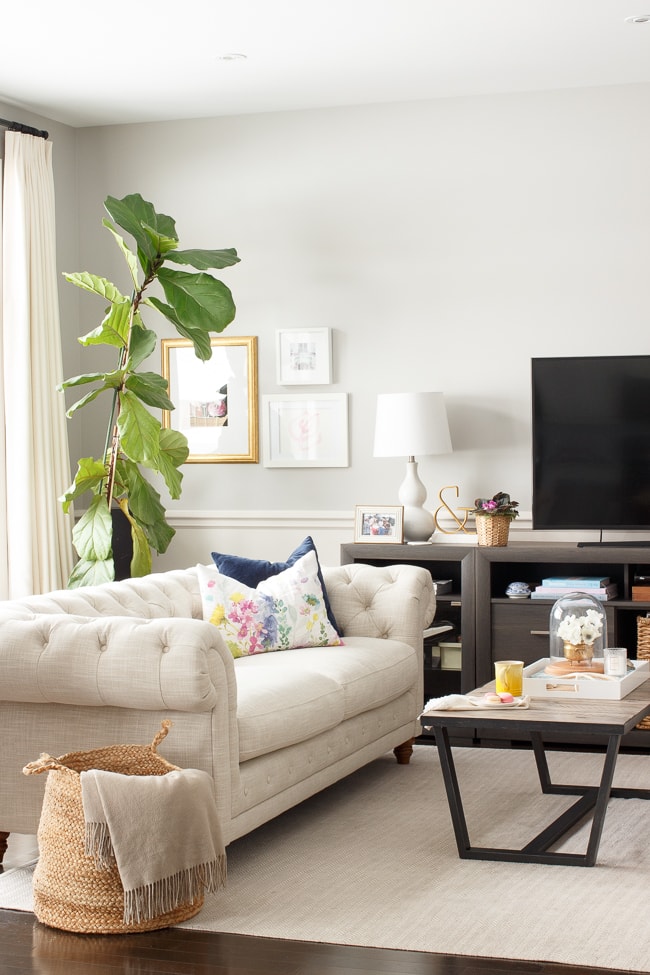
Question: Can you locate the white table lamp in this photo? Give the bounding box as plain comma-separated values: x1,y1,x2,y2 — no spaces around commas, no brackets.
373,392,452,543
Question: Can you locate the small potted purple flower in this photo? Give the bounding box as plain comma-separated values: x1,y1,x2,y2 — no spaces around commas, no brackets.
471,492,519,546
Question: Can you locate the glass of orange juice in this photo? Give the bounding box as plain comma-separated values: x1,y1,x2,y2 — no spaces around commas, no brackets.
494,660,524,697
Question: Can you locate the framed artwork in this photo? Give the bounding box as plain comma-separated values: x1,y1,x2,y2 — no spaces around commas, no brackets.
354,506,404,543
276,327,332,385
161,335,258,463
262,392,348,467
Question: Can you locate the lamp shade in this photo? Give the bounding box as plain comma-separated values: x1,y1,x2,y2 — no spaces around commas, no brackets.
373,392,452,458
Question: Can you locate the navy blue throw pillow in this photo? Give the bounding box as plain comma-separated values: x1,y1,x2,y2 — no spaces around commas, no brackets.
211,536,340,633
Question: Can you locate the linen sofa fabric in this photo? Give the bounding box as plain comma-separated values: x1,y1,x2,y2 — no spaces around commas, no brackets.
233,637,417,762
0,561,435,846
0,615,227,712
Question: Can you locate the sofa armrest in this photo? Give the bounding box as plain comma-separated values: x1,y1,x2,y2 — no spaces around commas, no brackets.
0,614,237,713
322,563,436,651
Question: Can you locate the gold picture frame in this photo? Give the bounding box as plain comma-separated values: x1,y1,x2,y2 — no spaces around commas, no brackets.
161,335,258,463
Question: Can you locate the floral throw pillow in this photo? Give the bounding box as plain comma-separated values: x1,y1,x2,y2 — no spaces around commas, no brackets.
197,550,343,657
210,535,339,632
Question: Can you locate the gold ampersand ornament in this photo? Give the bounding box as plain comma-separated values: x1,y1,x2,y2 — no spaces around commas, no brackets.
433,485,476,535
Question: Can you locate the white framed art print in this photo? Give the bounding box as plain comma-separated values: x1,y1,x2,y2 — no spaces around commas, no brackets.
263,393,348,467
276,327,332,385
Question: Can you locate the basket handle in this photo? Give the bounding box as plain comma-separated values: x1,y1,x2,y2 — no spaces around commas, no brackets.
151,719,172,752
23,721,173,775
23,754,73,776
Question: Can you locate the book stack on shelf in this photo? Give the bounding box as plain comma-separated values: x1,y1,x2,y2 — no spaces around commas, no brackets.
530,575,618,601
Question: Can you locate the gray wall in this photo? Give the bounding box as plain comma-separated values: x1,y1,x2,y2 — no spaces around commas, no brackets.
72,83,650,524
4,83,650,564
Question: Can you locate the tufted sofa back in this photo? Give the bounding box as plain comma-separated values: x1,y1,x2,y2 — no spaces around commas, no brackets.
322,562,435,651
0,567,203,623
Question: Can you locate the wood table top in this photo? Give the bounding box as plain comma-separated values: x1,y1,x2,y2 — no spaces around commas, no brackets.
420,681,650,736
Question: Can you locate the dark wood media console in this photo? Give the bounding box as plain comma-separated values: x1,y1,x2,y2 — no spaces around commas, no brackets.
341,540,650,749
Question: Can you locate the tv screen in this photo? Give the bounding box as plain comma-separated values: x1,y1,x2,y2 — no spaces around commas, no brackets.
532,355,650,531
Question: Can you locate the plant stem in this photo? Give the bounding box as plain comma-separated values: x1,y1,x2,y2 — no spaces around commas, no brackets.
104,287,140,508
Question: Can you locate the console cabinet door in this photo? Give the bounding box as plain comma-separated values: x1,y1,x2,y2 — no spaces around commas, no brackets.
491,604,553,665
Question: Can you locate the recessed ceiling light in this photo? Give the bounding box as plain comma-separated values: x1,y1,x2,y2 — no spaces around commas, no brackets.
216,53,247,61
625,14,650,23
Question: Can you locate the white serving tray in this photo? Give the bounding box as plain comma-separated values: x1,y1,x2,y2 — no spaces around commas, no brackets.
522,658,650,700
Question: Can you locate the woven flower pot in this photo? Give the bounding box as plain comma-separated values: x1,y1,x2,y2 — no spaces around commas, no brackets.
475,514,511,547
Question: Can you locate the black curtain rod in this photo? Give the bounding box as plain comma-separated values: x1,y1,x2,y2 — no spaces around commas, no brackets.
0,117,48,139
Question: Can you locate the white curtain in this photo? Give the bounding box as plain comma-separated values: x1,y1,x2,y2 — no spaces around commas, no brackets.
0,131,74,597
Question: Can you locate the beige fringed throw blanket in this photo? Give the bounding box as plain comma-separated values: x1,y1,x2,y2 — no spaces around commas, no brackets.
80,768,226,925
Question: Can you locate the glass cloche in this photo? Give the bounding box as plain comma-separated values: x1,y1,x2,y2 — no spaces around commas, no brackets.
547,590,607,675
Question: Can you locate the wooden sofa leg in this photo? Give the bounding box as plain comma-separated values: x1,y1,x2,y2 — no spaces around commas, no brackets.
393,738,414,765
0,832,9,867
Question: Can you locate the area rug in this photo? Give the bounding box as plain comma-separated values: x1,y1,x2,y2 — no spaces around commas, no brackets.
3,744,650,971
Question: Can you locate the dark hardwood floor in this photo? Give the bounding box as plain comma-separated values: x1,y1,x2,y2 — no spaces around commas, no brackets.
0,910,631,975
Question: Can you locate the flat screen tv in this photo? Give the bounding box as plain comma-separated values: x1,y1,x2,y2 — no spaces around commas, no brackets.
532,355,650,533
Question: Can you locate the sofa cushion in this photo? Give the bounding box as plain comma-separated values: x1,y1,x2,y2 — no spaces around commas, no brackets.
275,637,418,719
197,552,342,657
234,635,417,761
235,660,344,761
211,536,339,631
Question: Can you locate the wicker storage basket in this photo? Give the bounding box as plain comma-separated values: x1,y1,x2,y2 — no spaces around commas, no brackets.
475,514,511,547
636,616,650,729
23,721,204,934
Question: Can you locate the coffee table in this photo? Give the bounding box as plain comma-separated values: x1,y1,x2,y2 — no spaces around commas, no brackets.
421,684,650,867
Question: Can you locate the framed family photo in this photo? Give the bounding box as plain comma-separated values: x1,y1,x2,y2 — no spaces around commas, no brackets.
354,506,404,543
161,335,258,463
262,392,348,467
276,327,332,385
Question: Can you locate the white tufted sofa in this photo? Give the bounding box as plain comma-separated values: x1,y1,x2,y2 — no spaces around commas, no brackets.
0,562,435,856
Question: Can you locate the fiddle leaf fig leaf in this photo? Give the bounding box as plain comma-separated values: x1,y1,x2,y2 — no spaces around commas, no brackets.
117,389,161,465
67,557,115,588
125,371,174,411
143,222,179,257
59,371,110,390
64,384,113,418
63,272,126,304
127,325,157,370
149,427,189,500
102,218,140,288
104,194,177,267
127,519,152,577
59,457,107,513
71,495,112,562
147,297,214,360
167,248,240,270
79,298,131,349
157,268,236,333
121,462,175,554
116,498,152,577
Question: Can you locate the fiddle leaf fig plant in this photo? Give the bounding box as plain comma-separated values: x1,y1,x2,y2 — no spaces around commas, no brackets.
59,193,240,588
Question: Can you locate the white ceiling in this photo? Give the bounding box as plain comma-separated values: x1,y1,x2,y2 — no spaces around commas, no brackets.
2,0,650,128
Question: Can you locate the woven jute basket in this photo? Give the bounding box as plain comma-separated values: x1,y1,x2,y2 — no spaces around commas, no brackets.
475,514,511,547
636,616,650,729
23,721,204,934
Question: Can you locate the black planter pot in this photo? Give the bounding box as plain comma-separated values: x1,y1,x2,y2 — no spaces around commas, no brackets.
111,508,134,581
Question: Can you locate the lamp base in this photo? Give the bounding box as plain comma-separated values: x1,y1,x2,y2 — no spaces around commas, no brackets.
403,508,435,543
399,460,435,543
